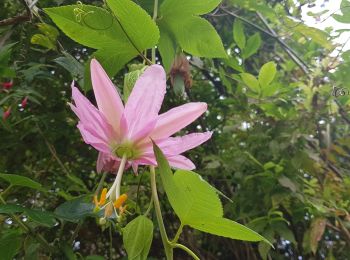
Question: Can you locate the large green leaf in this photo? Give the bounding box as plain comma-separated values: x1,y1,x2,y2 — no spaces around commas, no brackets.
106,0,159,51
54,196,95,222
158,0,226,64
0,173,45,191
123,215,153,260
172,170,223,222
160,0,221,16
153,143,269,243
158,24,176,72
166,16,226,58
0,230,22,260
188,216,267,242
45,1,159,89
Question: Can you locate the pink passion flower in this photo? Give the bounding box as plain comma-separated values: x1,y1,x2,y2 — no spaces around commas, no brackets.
70,59,212,175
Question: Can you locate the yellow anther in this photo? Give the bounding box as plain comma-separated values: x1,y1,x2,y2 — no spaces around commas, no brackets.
113,194,128,209
99,188,107,206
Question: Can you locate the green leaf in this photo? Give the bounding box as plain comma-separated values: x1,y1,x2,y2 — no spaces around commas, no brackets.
37,23,59,41
0,173,44,191
123,215,153,260
45,2,159,89
240,73,260,93
153,143,269,244
159,0,226,61
258,61,276,89
332,0,350,23
54,196,95,222
0,204,56,227
44,5,123,49
105,0,159,51
0,204,24,214
172,170,223,222
242,33,261,58
167,16,227,58
123,65,147,102
0,42,17,65
54,52,84,87
0,230,22,260
278,176,297,193
233,19,246,50
160,0,221,16
188,216,267,242
158,24,176,72
31,34,57,50
284,17,332,49
25,209,57,227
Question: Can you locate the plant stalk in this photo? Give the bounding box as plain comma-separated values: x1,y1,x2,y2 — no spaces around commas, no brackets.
150,166,173,259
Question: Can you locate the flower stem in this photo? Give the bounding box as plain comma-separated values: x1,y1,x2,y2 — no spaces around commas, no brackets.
172,243,200,260
106,154,128,201
150,166,173,260
151,0,158,63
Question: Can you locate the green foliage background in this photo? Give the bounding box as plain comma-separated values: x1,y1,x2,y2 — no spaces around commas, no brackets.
1,0,350,259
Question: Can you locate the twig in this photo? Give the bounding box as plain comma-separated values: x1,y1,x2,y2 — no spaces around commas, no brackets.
0,0,32,26
220,7,309,75
334,98,350,125
255,11,309,74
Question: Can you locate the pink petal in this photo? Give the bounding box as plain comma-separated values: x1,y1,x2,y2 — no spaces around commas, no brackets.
97,152,120,173
158,132,212,156
70,85,115,152
132,119,157,144
91,59,124,135
123,65,166,138
151,103,207,139
167,155,196,170
77,123,110,153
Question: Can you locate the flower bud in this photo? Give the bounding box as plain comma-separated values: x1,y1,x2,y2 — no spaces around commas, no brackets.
3,107,11,120
99,217,107,225
21,97,28,108
2,81,13,90
170,54,192,89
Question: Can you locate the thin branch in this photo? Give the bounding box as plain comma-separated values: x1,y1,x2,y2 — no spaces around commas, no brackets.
255,11,310,74
0,0,32,26
334,98,350,125
220,7,309,75
0,12,30,26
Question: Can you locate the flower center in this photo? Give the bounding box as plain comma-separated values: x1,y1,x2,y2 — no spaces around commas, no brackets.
112,141,140,159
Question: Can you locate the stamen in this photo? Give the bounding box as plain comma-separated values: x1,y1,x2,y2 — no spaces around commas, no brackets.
113,194,128,209
98,188,107,206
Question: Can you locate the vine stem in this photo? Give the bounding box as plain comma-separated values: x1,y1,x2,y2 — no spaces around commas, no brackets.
150,166,173,260
151,0,158,63
171,223,183,243
172,243,200,260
